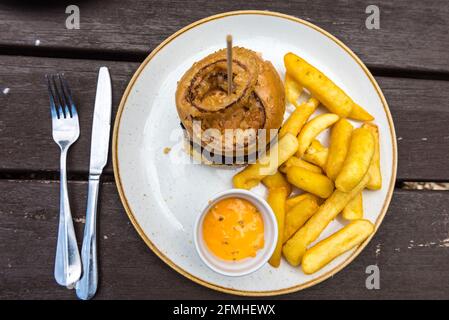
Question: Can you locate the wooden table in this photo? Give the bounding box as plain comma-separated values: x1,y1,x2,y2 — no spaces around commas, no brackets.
1,1,448,300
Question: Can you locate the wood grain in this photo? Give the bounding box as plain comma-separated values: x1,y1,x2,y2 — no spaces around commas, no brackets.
0,0,447,302
0,179,448,299
0,55,137,176
378,76,449,181
1,55,448,180
0,0,448,73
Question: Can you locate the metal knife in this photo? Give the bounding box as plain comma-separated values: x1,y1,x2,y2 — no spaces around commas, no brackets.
75,67,112,300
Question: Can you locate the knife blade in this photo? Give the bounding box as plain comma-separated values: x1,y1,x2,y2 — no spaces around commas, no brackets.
76,66,112,300
89,67,112,175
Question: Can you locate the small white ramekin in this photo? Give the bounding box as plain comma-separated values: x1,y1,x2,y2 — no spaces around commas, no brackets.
194,189,278,277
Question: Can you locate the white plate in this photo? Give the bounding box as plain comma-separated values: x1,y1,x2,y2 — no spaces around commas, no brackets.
113,10,397,296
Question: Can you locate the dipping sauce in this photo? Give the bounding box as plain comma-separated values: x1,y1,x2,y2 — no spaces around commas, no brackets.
203,197,264,261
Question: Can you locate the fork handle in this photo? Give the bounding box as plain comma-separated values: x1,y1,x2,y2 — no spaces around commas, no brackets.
76,174,100,300
54,148,82,286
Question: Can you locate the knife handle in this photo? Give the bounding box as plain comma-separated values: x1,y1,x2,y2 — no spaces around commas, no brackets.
76,174,100,300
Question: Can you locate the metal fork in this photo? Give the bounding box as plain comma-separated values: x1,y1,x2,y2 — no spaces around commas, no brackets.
46,74,82,287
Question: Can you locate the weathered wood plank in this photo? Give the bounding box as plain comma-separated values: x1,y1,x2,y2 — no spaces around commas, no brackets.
1,55,449,180
378,77,449,181
0,55,138,176
0,0,448,73
0,179,448,299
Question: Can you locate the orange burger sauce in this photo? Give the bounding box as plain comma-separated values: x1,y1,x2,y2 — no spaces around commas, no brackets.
203,197,264,261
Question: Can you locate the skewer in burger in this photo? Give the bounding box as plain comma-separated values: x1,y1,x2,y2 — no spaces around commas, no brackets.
175,47,285,165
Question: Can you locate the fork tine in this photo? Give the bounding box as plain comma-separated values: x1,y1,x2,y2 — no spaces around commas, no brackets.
50,75,66,118
56,74,72,118
46,74,59,119
60,73,78,119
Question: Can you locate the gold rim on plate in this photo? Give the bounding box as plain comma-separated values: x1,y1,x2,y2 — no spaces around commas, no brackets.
112,10,398,296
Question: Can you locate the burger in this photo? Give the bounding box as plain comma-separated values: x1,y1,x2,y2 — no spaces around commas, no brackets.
175,47,285,165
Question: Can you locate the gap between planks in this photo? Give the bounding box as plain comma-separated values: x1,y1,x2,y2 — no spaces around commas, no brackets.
0,172,448,190
0,171,116,182
0,45,449,82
